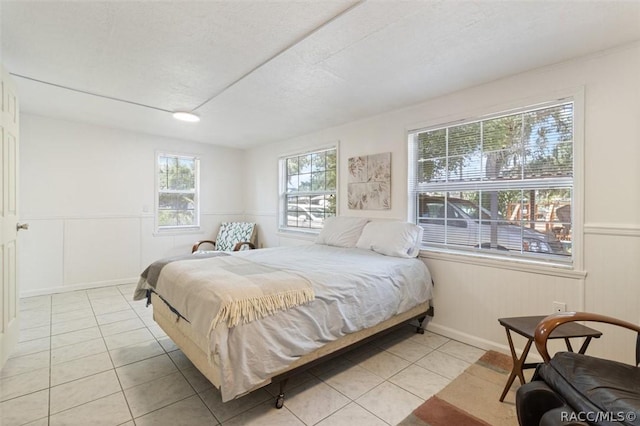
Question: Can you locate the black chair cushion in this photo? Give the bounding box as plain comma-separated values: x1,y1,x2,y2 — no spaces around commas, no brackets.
538,352,640,425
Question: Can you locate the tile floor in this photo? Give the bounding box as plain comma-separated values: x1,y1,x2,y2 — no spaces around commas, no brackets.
1,284,485,426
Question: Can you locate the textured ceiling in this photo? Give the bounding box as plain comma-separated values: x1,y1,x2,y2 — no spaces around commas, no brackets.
2,1,640,149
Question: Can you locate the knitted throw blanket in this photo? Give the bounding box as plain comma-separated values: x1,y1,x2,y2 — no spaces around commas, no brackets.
153,255,315,335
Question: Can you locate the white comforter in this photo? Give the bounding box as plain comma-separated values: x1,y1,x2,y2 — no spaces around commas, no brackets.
158,244,433,401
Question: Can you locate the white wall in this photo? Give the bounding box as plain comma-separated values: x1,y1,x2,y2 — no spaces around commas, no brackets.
244,42,640,363
18,115,246,296
17,42,640,362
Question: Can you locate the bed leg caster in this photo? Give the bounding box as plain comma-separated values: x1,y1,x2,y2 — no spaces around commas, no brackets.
275,393,285,409
275,378,288,409
416,315,426,334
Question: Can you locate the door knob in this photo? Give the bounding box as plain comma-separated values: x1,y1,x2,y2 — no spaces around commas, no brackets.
16,223,29,231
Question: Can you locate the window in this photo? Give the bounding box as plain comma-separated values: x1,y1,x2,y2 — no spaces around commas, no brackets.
156,153,199,230
409,100,574,264
279,147,337,231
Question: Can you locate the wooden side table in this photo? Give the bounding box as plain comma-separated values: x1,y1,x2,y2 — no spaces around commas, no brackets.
497,315,602,402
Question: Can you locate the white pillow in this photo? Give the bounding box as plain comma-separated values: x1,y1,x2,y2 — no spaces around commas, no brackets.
356,221,423,258
315,216,369,248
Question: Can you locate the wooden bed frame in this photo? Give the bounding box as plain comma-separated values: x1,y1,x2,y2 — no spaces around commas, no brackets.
151,292,433,408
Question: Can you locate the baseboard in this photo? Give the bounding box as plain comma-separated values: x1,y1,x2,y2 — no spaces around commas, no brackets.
426,321,544,363
20,277,138,298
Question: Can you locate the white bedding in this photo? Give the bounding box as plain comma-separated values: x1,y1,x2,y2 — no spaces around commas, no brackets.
151,244,433,401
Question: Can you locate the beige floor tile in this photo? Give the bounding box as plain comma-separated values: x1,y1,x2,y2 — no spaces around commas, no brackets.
319,364,384,400
20,311,51,330
51,307,94,324
379,337,434,362
201,386,271,423
15,288,482,426
19,325,51,342
117,283,137,295
356,350,411,379
167,349,194,370
23,417,50,426
50,370,121,414
20,295,51,311
96,309,138,325
51,351,113,386
439,340,485,363
0,389,49,426
51,291,88,305
356,381,423,425
183,366,215,393
410,330,450,349
316,402,388,426
124,371,195,417
10,336,50,358
51,326,102,349
51,316,98,335
134,395,219,426
51,337,107,365
110,339,165,367
51,300,92,314
147,323,168,338
99,317,145,337
157,336,179,352
0,350,50,379
87,287,124,300
116,353,177,389
222,400,305,426
140,316,159,330
92,301,133,316
416,349,471,379
389,364,451,399
284,378,350,425
0,367,50,402
49,392,131,426
104,327,155,350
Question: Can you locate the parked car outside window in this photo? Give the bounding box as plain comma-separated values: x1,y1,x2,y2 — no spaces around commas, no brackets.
287,204,326,229
418,196,568,256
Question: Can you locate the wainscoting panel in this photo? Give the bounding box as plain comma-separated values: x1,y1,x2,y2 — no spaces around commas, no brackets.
583,232,640,363
18,219,64,294
64,217,141,287
422,256,584,357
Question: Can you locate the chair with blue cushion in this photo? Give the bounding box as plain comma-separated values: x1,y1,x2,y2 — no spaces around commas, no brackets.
192,222,257,253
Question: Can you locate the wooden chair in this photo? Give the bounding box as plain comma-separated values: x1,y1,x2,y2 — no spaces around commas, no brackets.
192,222,257,253
516,312,640,426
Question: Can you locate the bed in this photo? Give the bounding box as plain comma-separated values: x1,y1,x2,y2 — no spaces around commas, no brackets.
134,218,434,407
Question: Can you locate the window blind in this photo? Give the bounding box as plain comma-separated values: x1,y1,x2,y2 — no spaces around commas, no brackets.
409,100,574,264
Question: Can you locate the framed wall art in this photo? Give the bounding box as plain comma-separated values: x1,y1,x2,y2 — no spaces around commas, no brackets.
347,152,391,210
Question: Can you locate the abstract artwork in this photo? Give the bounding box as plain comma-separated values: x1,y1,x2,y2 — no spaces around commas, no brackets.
347,152,391,210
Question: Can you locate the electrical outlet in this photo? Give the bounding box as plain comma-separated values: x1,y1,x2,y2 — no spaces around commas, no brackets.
552,301,566,313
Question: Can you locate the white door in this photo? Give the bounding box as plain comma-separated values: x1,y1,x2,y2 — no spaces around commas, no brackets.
0,66,20,369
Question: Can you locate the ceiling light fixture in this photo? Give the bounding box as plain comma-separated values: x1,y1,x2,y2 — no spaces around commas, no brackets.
172,111,200,122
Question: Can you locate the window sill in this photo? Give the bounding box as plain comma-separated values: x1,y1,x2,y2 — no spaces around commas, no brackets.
277,228,319,241
153,226,202,237
419,248,586,279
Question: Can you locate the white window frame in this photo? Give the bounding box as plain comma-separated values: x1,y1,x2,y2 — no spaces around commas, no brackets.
155,151,200,232
278,145,338,234
408,90,585,270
